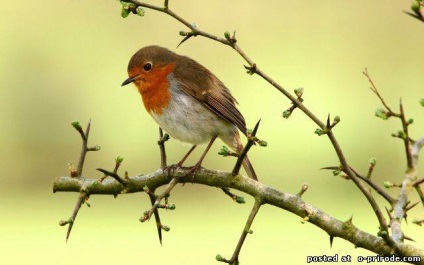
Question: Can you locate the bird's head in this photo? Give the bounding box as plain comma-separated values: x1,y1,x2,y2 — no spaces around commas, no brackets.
122,45,177,94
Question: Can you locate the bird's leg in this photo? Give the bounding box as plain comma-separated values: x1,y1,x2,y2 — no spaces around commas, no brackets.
187,135,218,177
177,145,197,166
163,145,197,176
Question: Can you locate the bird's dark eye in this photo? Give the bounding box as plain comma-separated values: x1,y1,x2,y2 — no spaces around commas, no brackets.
143,63,152,72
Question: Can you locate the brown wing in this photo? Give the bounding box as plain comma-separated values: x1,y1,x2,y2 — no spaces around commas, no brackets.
173,56,247,135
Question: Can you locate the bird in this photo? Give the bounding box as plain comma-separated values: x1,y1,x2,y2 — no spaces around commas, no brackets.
121,45,257,180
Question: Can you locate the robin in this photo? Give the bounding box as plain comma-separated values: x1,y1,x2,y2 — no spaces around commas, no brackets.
121,45,257,181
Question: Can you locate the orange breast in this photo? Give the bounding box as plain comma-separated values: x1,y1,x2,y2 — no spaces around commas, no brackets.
131,63,176,115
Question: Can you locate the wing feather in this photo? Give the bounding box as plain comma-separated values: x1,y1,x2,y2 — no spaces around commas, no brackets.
174,57,247,135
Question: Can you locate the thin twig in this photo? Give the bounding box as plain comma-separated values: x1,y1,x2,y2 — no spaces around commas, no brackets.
363,68,397,115
391,135,424,241
218,198,262,265
415,186,424,206
232,120,260,176
412,178,424,187
96,168,128,186
349,167,396,204
326,131,396,248
59,192,88,242
76,120,91,177
221,187,245,204
158,127,168,168
141,177,179,221
399,100,413,169
148,190,163,245
412,136,424,205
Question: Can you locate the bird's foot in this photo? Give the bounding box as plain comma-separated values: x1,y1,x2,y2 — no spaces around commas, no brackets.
163,163,182,177
186,162,202,182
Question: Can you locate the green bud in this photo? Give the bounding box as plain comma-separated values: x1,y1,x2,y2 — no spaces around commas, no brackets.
218,146,230,157
375,108,388,120
315,128,324,136
369,157,377,166
179,31,186,36
283,109,292,119
136,7,145,16
89,145,101,151
115,155,124,164
333,116,340,123
294,87,304,98
234,196,246,204
332,170,340,176
216,254,224,262
420,98,424,107
59,220,68,226
377,230,388,237
246,128,253,135
412,3,420,14
383,181,392,189
224,31,231,40
161,225,170,232
167,203,176,210
247,229,253,234
407,118,414,125
143,185,149,192
163,133,170,141
71,121,82,130
119,0,128,6
338,172,349,179
121,8,131,18
258,140,267,147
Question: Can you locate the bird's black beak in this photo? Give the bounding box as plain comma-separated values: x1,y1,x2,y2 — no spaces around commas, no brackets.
121,75,139,86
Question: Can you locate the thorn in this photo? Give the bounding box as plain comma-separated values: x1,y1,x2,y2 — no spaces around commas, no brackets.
326,114,331,128
403,235,415,242
329,235,334,248
405,201,419,212
321,166,340,170
251,119,261,136
385,207,393,220
177,33,195,48
345,215,353,224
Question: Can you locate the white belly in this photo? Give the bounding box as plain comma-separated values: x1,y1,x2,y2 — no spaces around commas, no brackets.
150,90,235,145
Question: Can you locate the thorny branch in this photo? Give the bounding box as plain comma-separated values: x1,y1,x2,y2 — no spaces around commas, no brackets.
364,70,424,244
53,170,424,262
122,0,397,249
54,1,424,264
217,198,262,265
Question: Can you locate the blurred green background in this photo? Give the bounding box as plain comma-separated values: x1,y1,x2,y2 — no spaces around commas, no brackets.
1,1,423,264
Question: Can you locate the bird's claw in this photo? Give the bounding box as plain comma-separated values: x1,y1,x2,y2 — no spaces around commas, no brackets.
163,162,201,182
163,163,181,176
187,163,202,182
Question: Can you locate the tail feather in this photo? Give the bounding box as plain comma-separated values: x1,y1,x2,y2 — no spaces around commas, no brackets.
242,155,258,180
222,129,258,180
